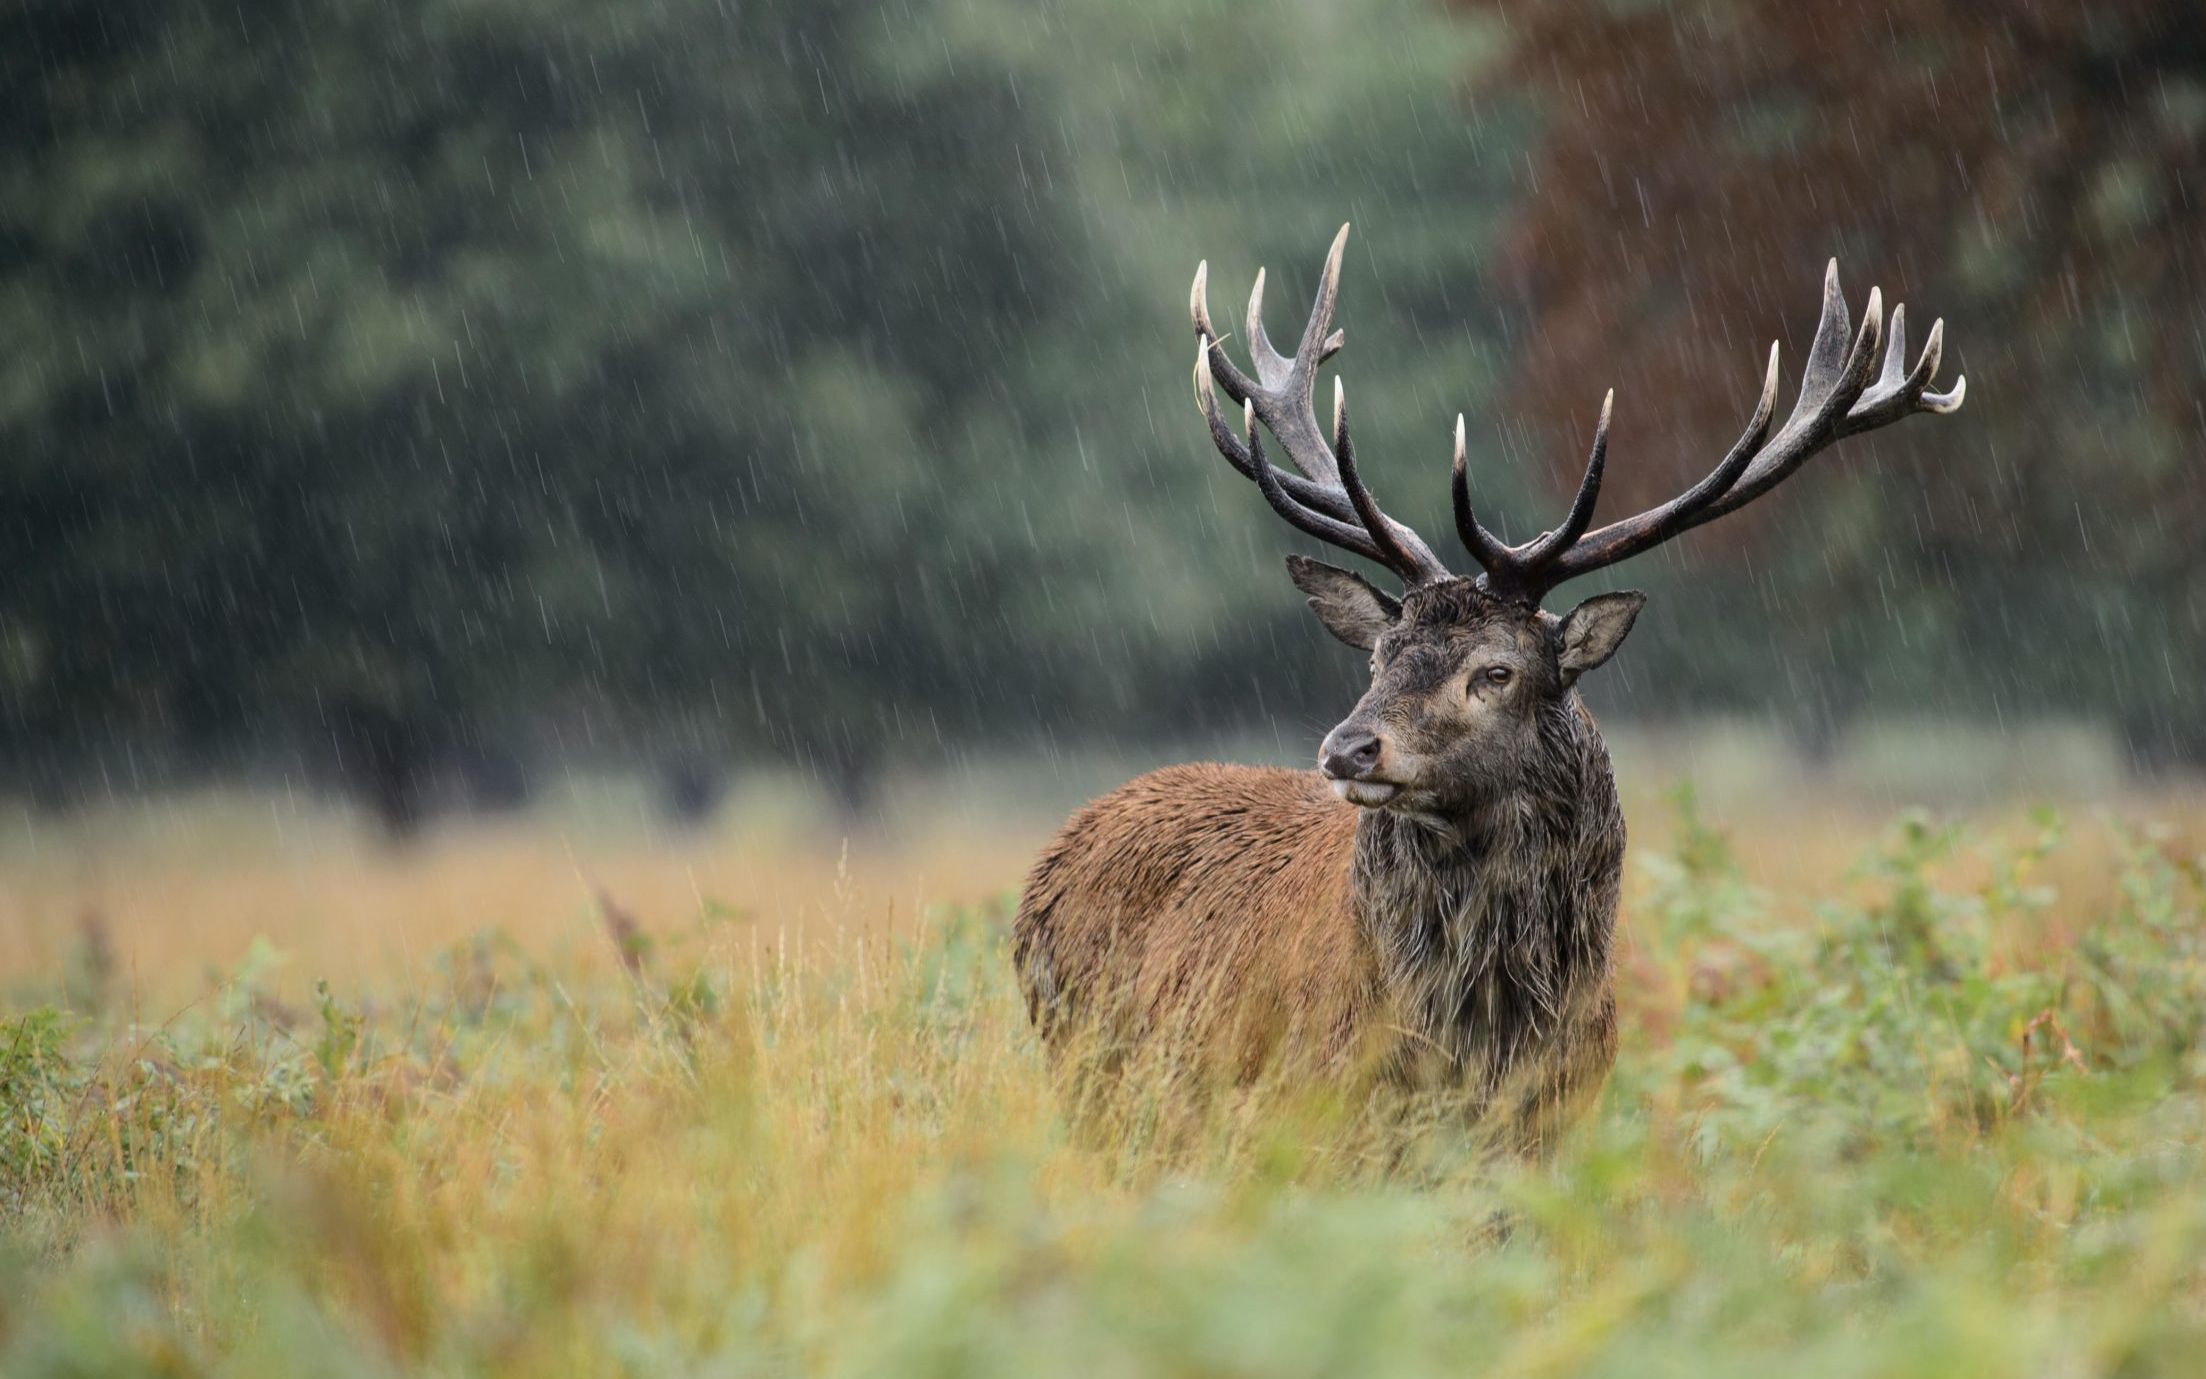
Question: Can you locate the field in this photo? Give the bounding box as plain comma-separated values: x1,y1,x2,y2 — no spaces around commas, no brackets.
3,738,2205,1377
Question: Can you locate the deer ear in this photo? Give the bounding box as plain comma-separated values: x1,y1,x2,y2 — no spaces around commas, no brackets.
1557,591,1646,685
1285,555,1399,651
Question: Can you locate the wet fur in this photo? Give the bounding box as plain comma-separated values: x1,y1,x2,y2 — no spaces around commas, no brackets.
1013,580,1628,1147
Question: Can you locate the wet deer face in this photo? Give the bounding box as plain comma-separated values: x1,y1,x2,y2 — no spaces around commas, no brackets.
1288,557,1643,812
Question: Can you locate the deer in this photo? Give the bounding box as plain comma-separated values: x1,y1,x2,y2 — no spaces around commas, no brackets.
1011,225,1965,1149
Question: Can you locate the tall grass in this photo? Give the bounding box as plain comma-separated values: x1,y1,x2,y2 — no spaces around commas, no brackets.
2,796,2203,1376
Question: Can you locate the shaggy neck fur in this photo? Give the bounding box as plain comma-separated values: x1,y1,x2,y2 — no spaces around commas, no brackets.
1349,693,1625,1089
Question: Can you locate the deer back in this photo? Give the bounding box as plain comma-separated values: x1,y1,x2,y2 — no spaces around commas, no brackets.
1013,763,1381,1075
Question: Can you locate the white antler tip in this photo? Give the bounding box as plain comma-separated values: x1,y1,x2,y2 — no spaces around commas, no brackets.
1316,226,1350,305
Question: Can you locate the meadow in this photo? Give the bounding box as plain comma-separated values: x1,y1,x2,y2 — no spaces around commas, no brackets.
3,732,2204,1377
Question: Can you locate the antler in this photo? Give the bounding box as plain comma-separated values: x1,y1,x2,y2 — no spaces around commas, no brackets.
1460,260,1965,602
1191,225,1452,586
1189,237,1965,606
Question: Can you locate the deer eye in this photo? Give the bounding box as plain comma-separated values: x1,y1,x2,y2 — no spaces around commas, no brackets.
1481,666,1514,687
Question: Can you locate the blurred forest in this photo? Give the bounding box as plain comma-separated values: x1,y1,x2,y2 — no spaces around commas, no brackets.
2,0,2199,830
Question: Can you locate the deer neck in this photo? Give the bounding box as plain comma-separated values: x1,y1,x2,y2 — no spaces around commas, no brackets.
1347,699,1625,1079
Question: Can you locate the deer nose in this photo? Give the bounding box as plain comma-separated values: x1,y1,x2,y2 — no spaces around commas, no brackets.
1319,727,1384,781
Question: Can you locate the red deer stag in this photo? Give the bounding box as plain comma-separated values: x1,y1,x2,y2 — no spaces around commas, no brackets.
1014,226,1964,1145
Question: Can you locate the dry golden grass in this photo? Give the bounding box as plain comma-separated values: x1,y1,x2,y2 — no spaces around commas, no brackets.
0,781,1033,1004
6,750,2199,1006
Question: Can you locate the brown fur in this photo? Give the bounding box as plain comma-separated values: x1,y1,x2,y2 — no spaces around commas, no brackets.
1014,764,1379,1078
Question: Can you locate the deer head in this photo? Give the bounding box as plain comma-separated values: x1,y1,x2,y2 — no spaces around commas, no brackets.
1190,225,1964,811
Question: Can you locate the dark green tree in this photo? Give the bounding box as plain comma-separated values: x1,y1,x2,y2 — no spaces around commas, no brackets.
0,0,1097,824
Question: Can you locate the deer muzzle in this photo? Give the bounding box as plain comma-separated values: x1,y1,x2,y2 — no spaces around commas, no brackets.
1319,724,1399,807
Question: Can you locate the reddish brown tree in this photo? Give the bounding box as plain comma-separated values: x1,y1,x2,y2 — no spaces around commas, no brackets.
1469,0,2206,756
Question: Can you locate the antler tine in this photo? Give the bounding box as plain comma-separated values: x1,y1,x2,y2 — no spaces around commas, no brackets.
1779,258,1853,435
1334,378,1449,584
1243,401,1392,566
1877,301,1912,392
1191,259,1257,405
1244,222,1349,393
1245,268,1290,389
1914,316,1944,391
1451,414,1516,574
1914,318,1965,413
1678,339,1784,510
1296,225,1350,378
1921,370,1967,414
1515,389,1612,570
1191,338,1253,473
